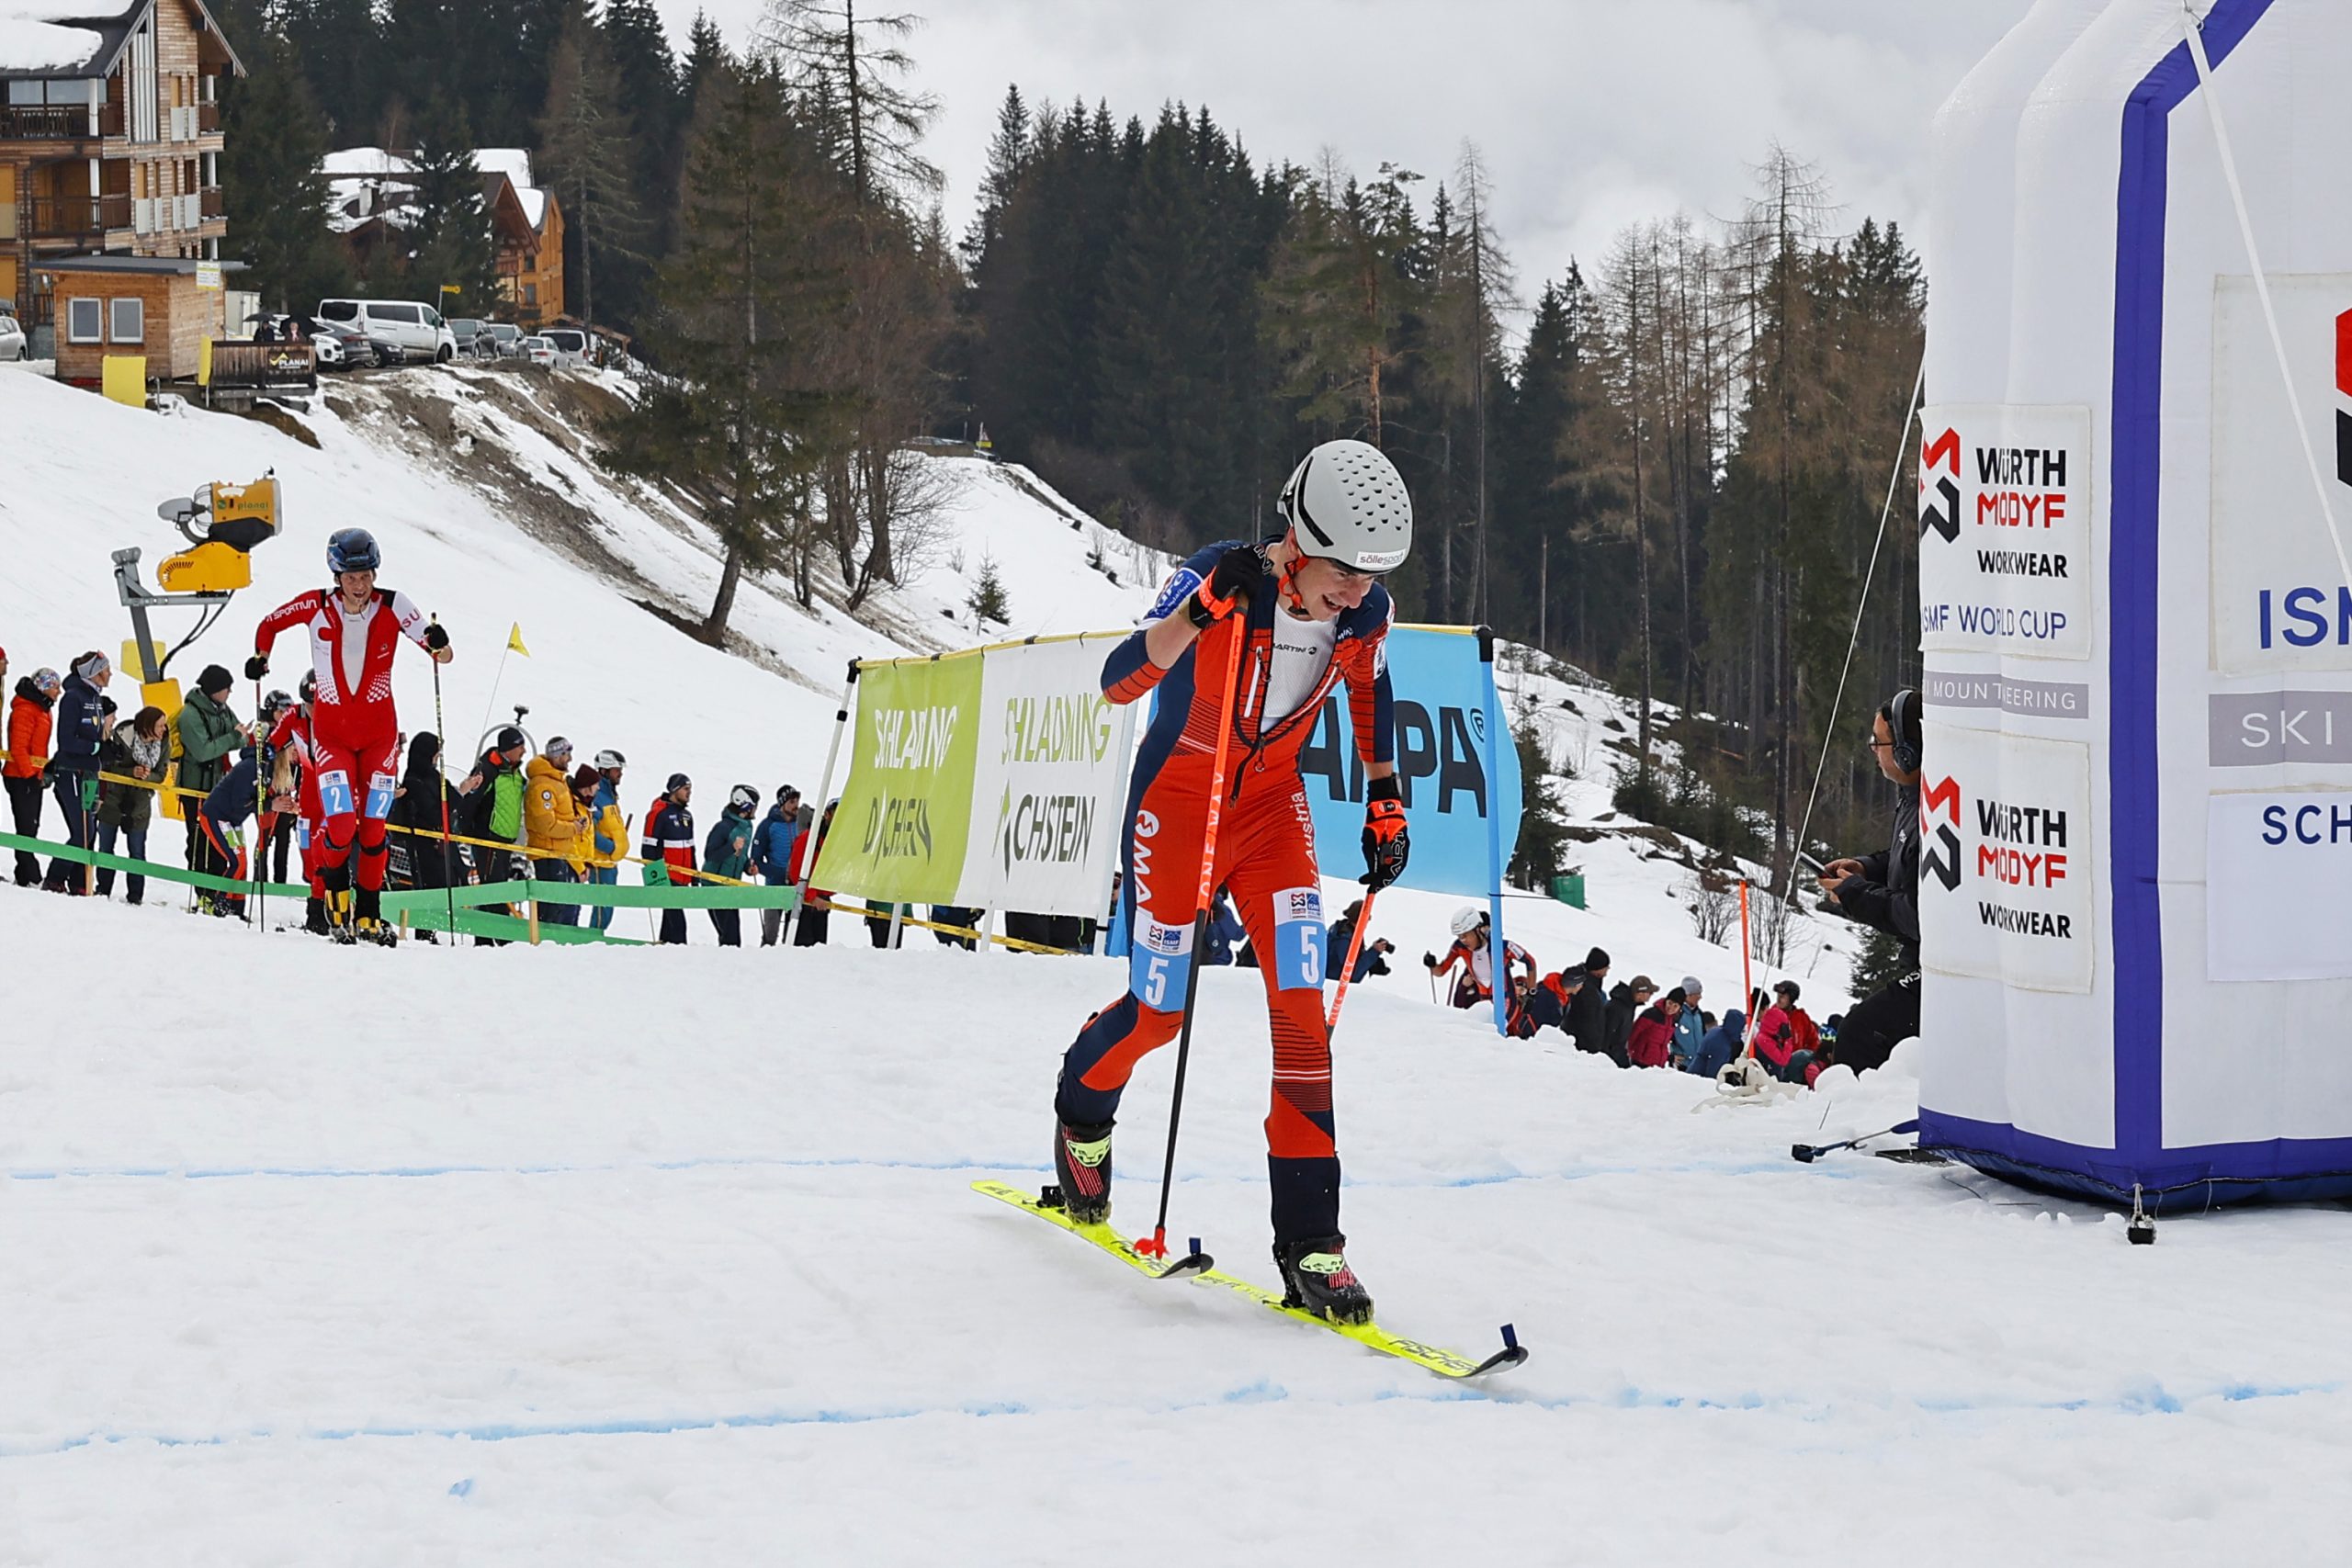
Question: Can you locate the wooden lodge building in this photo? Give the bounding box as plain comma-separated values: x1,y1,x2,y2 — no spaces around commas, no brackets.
0,0,243,341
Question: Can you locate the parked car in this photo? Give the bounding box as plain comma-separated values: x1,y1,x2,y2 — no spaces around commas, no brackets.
520,335,559,367
303,317,379,369
316,299,458,364
448,318,501,360
487,322,525,357
541,328,590,368
0,307,27,363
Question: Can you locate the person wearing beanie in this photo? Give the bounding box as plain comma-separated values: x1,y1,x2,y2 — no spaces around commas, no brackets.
702,784,759,947
1603,975,1656,1069
175,663,248,889
751,784,803,947
1672,976,1708,1070
1565,946,1613,1062
40,651,111,892
639,773,696,945
458,727,532,917
585,750,630,932
5,666,61,886
523,737,589,925
1625,985,1684,1069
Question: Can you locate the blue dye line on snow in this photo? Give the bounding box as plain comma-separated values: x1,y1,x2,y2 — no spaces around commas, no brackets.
4,1377,2336,1462
0,1155,1847,1189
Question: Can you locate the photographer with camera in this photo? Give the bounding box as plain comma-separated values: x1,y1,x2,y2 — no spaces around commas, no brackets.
1815,688,1923,1073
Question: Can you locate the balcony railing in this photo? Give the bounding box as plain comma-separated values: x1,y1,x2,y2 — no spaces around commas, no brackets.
99,102,123,138
23,193,132,239
198,101,220,134
0,105,95,141
200,185,223,220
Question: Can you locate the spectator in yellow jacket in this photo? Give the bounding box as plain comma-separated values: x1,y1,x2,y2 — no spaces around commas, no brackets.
524,736,588,924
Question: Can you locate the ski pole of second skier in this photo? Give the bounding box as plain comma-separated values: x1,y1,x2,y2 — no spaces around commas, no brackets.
252,677,266,933
1136,617,1247,1261
431,618,456,950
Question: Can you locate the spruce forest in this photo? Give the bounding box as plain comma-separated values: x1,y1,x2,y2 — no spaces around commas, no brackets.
213,0,1925,870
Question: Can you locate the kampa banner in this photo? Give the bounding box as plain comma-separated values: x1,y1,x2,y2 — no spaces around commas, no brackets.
1295,626,1521,897
813,654,984,906
959,635,1136,918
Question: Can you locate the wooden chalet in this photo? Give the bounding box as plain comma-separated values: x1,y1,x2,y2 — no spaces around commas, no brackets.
0,0,244,339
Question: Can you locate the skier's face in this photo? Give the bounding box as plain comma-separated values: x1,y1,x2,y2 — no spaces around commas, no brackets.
336,568,376,602
1290,555,1381,622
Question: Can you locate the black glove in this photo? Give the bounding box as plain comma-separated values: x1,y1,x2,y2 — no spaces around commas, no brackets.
424,622,450,651
1185,546,1267,628
1422,952,1439,969
243,654,269,681
1361,774,1408,890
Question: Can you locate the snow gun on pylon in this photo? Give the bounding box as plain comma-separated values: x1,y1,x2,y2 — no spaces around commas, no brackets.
109,475,283,812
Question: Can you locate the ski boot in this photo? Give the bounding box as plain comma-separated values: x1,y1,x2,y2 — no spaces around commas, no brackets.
1046,1119,1115,1224
304,897,330,937
1274,1235,1374,1325
326,888,356,944
354,886,398,946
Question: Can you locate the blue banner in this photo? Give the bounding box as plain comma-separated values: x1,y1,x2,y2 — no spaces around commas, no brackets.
1297,626,1521,897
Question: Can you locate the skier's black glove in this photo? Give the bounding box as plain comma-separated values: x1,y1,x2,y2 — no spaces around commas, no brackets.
243,654,268,681
1185,546,1267,628
1361,774,1408,890
1421,951,1439,970
424,622,450,651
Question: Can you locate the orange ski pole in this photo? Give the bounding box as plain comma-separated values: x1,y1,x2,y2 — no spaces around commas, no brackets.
1136,613,1249,1261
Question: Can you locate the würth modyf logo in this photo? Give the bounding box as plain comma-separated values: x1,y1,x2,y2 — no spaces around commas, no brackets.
1920,428,1961,543
1920,775,1962,891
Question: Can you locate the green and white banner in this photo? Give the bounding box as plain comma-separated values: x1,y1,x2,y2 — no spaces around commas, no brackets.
814,635,1135,917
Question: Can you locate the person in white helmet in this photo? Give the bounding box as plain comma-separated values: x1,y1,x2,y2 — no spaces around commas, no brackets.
1422,905,1535,1010
1049,438,1415,1326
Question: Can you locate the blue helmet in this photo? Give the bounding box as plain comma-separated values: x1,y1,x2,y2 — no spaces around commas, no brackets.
327,527,380,575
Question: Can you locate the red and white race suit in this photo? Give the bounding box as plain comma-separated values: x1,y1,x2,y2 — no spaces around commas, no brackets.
253,587,433,891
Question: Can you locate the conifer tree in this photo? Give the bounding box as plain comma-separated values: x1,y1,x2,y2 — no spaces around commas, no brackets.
219,26,352,312
758,0,941,215
537,0,649,330
408,96,503,311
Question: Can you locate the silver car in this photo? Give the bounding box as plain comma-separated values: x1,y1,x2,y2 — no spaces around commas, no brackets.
0,309,26,362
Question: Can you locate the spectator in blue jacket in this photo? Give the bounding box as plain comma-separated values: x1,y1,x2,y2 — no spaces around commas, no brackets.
1671,976,1708,1068
197,743,277,919
586,749,629,932
1687,1008,1747,1079
752,784,802,947
41,651,111,893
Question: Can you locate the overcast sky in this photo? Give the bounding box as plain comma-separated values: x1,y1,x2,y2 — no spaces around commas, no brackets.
651,0,2031,303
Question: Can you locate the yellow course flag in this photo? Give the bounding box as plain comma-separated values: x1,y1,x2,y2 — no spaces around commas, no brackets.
507,623,530,657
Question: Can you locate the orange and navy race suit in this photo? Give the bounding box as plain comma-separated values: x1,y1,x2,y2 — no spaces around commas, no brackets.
1430,934,1535,1010
1056,540,1396,1243
253,587,434,893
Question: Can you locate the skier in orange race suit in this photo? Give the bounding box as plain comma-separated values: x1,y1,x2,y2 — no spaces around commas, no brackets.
246,527,451,942
1052,439,1416,1325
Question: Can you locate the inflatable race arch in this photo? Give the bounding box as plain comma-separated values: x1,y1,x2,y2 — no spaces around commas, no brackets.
1917,0,2352,1207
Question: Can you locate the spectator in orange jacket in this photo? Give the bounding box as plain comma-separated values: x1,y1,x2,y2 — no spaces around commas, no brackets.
6,666,62,886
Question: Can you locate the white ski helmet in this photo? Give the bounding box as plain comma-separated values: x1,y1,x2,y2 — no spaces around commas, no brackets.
1276,439,1413,572
1449,905,1485,939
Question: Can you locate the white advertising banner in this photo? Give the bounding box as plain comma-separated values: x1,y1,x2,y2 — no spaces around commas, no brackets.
957,636,1136,918
1917,403,2094,661
2209,273,2352,675
1917,721,2096,994
2206,791,2352,982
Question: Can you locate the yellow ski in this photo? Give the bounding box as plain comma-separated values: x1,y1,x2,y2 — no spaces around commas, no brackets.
973,1179,1527,1381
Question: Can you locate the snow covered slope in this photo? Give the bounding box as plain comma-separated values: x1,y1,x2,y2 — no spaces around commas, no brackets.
0,362,1164,806
0,894,2344,1563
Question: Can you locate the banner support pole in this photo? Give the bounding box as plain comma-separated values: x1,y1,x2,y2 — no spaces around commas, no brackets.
1477,626,1509,1036
785,659,859,948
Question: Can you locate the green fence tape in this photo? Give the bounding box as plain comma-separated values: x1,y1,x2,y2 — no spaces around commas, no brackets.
0,830,310,901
